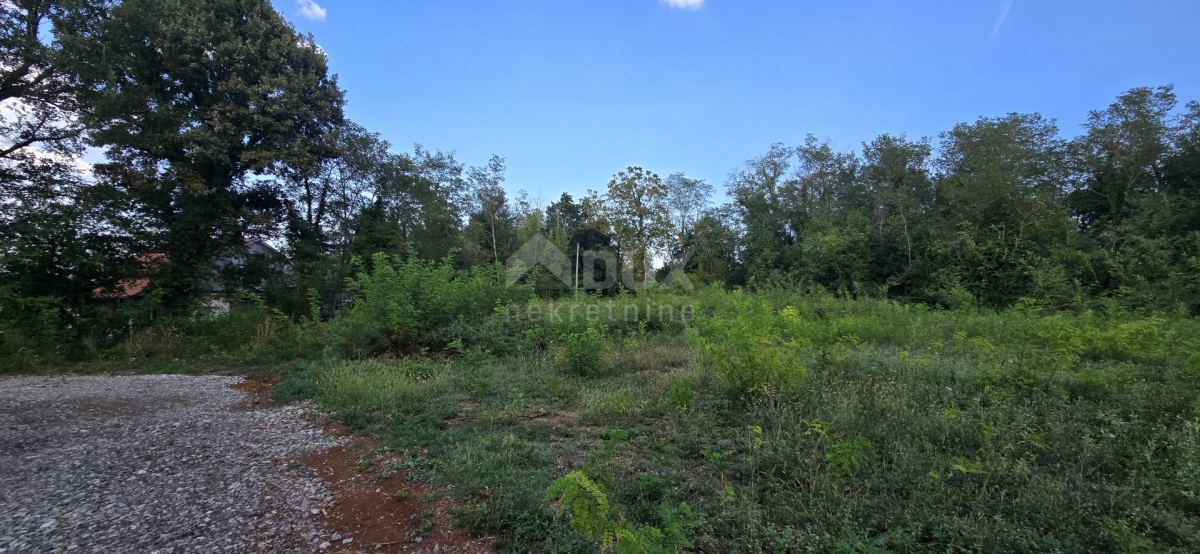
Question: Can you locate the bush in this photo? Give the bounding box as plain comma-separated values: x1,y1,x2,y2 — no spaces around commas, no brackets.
337,252,532,355
557,324,610,377
690,290,809,395
546,470,693,554
0,285,162,368
663,376,696,411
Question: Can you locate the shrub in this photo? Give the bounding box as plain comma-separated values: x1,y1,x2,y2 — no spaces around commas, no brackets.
690,291,809,395
338,252,532,355
663,376,696,411
804,419,873,477
546,470,693,554
0,286,166,367
557,324,611,377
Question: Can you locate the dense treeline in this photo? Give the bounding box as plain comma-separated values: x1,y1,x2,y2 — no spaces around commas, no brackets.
721,95,1200,312
1,0,1198,363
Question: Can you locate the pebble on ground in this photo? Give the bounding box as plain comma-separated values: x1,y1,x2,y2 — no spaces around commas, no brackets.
0,375,342,553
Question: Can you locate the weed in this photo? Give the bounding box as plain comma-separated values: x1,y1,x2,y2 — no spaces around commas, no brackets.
546,470,694,553
804,419,872,477
663,376,696,411
503,388,528,418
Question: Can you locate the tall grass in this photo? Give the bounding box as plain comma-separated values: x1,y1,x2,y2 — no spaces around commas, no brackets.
274,287,1200,552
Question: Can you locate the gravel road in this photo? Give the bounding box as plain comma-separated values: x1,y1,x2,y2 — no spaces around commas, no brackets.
0,375,340,553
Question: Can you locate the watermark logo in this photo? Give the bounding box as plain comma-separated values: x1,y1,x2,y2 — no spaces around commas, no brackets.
499,298,695,325
506,233,692,291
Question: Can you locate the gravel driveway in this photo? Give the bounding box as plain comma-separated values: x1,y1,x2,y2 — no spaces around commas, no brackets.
0,375,339,553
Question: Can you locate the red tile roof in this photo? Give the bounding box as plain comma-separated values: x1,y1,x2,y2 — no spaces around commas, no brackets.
92,253,166,299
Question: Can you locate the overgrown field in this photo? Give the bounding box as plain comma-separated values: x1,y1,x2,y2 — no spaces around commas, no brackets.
266,286,1200,553
8,254,1200,552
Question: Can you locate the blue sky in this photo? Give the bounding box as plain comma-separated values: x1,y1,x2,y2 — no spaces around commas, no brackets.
276,0,1200,203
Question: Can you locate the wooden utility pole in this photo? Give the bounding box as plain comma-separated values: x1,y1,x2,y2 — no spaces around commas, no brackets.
574,243,581,304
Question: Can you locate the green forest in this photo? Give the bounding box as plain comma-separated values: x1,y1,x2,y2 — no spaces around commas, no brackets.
3,1,1200,553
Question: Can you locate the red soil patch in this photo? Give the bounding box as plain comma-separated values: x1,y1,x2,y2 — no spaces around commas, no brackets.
229,377,494,553
231,376,282,408
303,428,493,553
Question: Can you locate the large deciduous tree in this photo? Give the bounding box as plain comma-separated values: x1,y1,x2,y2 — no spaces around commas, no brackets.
861,134,933,283
69,0,345,304
1070,86,1177,235
932,113,1072,306
664,172,712,259
0,0,93,167
464,155,516,264
0,0,134,344
1069,87,1200,311
274,121,387,313
604,166,670,280
728,144,797,284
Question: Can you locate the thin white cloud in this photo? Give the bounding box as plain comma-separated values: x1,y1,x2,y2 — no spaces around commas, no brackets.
661,0,704,10
297,0,327,22
991,0,1013,40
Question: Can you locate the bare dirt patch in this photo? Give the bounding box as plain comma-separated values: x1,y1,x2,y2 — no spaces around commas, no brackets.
236,377,493,553
302,426,493,553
